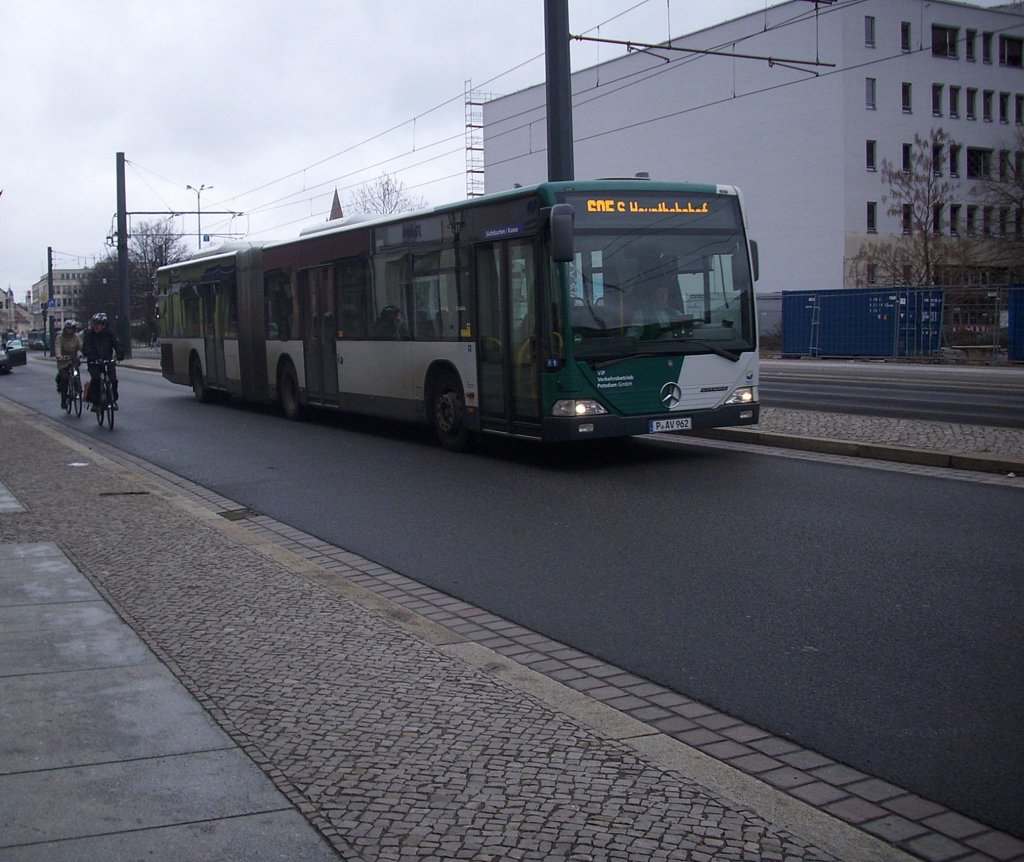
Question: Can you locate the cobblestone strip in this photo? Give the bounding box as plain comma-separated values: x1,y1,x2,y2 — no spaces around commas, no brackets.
13,404,1024,862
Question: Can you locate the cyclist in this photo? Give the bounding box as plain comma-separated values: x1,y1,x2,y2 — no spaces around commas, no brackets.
82,313,125,412
55,320,83,409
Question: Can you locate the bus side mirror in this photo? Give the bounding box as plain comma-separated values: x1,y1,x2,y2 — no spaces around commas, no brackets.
548,204,575,263
749,240,759,282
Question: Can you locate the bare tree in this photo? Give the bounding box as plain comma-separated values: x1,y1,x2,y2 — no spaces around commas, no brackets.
855,129,959,286
347,173,428,216
970,125,1024,281
80,220,191,343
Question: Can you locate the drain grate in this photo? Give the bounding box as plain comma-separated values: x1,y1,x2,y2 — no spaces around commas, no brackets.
218,507,260,521
98,491,151,497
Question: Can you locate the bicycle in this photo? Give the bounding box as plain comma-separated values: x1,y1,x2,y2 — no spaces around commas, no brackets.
59,358,83,418
89,359,117,429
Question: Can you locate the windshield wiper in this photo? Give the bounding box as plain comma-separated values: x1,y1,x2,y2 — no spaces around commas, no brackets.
592,339,740,368
684,339,741,362
593,352,665,369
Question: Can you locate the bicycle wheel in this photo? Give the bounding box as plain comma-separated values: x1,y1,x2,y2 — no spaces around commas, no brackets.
72,373,83,417
62,375,72,415
95,378,106,427
104,379,115,430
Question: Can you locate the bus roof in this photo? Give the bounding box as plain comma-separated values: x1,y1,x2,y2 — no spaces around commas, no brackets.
159,178,741,268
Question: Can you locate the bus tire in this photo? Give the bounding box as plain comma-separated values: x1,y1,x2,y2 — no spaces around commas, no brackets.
279,361,304,421
431,370,471,452
190,355,212,403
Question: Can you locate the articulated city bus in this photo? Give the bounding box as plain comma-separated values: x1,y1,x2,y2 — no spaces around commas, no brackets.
157,179,760,450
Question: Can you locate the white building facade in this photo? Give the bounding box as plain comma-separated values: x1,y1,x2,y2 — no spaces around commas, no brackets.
31,268,87,330
481,0,1024,294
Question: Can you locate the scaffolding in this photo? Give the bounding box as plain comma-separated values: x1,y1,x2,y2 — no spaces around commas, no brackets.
464,81,488,198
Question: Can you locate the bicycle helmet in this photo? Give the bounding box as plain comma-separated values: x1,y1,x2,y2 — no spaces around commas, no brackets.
63,319,77,330
90,312,108,325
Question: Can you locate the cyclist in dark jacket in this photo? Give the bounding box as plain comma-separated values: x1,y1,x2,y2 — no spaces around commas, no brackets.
81,313,125,410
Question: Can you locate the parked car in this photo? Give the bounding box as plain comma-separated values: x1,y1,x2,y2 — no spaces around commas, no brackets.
0,344,10,374
3,338,27,367
26,330,47,350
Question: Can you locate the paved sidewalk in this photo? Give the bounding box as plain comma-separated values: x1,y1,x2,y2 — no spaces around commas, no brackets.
0,402,915,861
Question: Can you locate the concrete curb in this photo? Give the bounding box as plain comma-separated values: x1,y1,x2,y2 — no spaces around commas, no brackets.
695,427,1024,475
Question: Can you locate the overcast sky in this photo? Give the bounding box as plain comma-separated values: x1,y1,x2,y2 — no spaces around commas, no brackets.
3,0,818,295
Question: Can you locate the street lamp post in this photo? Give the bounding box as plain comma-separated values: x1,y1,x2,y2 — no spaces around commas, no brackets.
186,183,212,249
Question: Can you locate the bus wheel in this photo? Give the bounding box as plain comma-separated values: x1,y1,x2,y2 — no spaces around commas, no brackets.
190,356,212,403
432,371,470,451
279,361,304,421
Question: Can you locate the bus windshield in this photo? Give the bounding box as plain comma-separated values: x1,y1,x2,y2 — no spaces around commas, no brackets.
561,192,756,362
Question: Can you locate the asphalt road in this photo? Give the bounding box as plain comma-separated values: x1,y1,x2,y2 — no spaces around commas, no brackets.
760,358,1024,426
3,357,1022,838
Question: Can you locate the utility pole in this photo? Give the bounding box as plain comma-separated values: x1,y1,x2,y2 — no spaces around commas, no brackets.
544,0,574,182
186,184,211,249
45,247,53,355
116,152,132,358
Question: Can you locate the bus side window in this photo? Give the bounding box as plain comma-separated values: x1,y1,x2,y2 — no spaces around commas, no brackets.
335,257,370,339
373,253,410,339
263,271,294,341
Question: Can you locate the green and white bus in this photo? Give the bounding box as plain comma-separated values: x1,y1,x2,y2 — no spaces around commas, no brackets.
157,179,760,450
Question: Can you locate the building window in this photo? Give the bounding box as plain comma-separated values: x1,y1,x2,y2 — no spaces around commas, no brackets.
967,88,977,119
983,207,993,235
1001,35,1023,68
983,32,993,63
866,140,877,171
966,29,977,61
901,21,912,52
1000,208,1010,236
983,90,994,122
950,86,960,118
902,204,913,234
932,84,943,116
1016,94,1024,124
866,77,877,109
932,204,943,235
967,205,978,235
867,264,878,285
867,202,878,233
933,144,943,175
1000,150,1011,181
967,147,993,179
865,16,876,48
950,144,961,177
902,82,913,113
950,204,961,236
901,143,913,173
931,24,959,58
1000,92,1010,123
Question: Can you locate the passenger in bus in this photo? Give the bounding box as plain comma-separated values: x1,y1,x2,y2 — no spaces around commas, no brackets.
372,305,409,339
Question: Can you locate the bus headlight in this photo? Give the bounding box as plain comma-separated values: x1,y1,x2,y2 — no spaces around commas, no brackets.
552,399,609,417
724,386,757,405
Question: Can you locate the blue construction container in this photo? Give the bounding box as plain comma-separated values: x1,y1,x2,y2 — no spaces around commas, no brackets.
782,288,943,358
1009,286,1024,362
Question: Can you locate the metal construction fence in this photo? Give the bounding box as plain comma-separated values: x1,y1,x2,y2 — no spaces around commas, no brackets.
776,285,1024,363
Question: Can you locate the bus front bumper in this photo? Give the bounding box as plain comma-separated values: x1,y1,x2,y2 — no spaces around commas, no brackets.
541,403,760,442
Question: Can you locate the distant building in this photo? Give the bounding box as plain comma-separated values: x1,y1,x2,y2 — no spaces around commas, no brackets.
31,268,88,331
481,0,1024,293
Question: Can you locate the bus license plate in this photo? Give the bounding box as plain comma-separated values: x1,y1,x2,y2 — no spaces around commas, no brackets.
650,417,692,432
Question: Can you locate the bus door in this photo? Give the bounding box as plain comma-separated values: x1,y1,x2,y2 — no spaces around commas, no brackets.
202,284,227,388
475,238,540,433
301,265,339,405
